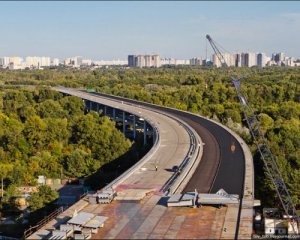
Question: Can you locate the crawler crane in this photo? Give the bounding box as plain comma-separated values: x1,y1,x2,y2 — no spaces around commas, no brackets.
206,34,299,234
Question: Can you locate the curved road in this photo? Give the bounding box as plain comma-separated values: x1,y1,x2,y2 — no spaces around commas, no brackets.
28,87,251,240
88,91,245,197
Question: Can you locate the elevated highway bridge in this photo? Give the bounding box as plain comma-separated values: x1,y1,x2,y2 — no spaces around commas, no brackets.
28,87,254,239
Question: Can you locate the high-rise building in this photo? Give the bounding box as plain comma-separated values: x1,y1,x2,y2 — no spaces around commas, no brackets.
82,59,92,66
65,58,70,65
93,59,127,66
161,58,176,65
26,56,39,67
6,57,24,70
243,52,256,67
152,55,161,67
71,56,82,66
272,53,284,63
0,57,10,67
212,53,235,67
235,54,242,67
190,57,202,65
257,53,267,67
64,56,82,67
144,55,152,67
51,58,60,66
135,55,145,67
40,57,50,67
25,56,50,68
9,56,23,65
175,59,190,65
282,57,295,67
128,54,160,68
128,55,135,67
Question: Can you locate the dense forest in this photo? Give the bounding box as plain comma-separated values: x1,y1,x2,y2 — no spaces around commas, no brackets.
0,66,299,209
0,87,131,218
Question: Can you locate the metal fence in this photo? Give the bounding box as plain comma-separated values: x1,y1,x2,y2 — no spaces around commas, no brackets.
23,206,63,239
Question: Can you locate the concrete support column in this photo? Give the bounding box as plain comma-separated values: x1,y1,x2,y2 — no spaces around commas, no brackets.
144,121,147,145
104,105,107,115
122,111,126,134
133,115,136,139
113,108,116,120
89,101,92,110
96,103,99,112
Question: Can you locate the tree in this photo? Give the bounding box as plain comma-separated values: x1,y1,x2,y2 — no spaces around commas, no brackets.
27,185,58,211
32,151,61,178
44,118,69,144
59,96,85,116
23,115,47,150
71,113,131,162
65,148,99,177
0,163,13,198
259,113,274,134
36,88,62,103
35,99,66,118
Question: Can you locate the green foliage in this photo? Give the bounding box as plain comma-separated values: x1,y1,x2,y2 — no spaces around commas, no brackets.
27,185,58,212
2,184,20,203
259,113,274,134
0,66,299,208
0,87,131,187
65,148,99,178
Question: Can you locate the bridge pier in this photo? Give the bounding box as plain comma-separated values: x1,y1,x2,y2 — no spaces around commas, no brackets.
144,121,147,145
113,108,116,120
122,111,126,134
84,100,151,145
133,115,136,139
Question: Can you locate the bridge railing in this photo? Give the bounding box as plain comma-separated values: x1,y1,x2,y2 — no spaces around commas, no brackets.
23,206,64,239
104,121,160,190
89,93,203,195
56,87,203,195
162,123,201,195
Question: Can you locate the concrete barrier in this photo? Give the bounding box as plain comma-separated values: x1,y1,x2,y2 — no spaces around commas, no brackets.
53,87,203,195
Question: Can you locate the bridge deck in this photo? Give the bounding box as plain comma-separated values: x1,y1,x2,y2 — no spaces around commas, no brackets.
55,88,194,198
28,88,254,239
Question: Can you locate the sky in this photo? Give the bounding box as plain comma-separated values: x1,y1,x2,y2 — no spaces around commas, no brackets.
1,1,300,60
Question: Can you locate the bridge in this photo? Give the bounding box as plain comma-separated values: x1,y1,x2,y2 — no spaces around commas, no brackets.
28,87,254,239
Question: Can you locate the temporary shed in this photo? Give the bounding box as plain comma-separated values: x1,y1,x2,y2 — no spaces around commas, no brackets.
68,212,95,226
84,216,108,233
197,189,239,205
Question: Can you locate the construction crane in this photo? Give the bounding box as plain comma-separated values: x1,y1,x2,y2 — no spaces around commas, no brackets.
206,34,299,234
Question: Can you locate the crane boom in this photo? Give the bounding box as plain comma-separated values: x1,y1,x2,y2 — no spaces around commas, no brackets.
206,35,228,68
206,34,299,234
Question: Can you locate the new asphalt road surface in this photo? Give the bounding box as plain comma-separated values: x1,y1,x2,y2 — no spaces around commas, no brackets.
89,91,245,197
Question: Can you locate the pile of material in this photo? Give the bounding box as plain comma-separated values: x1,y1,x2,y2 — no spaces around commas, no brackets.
49,211,108,239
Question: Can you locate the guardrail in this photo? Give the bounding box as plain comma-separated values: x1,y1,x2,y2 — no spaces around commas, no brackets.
23,206,64,239
104,122,160,191
54,87,204,196
85,89,254,238
0,236,19,240
77,90,203,195
161,123,201,195
52,88,162,192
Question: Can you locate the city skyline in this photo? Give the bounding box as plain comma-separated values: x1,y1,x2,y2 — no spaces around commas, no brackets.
1,2,300,59
2,51,299,70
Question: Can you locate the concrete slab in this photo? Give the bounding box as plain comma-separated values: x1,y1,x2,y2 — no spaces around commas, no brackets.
29,88,254,239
